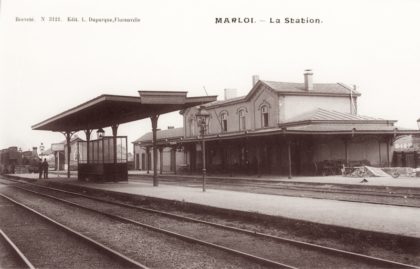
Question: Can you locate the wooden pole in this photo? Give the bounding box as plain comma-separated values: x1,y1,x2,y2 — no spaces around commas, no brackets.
56,151,60,171
378,139,382,166
287,139,292,179
344,137,348,166
146,147,150,174
159,147,163,174
386,137,391,167
173,147,177,174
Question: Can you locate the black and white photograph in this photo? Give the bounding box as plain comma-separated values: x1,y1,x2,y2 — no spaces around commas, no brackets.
1,0,420,268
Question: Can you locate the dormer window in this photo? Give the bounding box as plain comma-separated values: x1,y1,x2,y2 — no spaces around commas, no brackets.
261,106,269,127
239,109,246,130
221,112,228,132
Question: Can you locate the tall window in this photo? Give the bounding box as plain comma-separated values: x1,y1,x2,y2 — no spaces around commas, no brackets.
189,118,196,136
221,112,228,132
239,110,246,130
261,106,269,127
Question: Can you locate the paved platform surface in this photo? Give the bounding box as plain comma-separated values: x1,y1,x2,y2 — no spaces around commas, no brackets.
6,173,420,239
48,169,420,188
128,170,420,188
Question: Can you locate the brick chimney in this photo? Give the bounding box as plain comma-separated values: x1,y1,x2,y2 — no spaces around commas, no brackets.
224,88,237,100
304,69,313,91
252,75,260,86
32,147,38,157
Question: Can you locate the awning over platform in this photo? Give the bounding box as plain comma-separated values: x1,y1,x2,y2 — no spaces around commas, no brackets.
32,91,217,132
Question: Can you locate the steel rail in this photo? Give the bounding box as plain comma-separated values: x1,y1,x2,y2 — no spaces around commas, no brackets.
5,175,420,207
0,193,149,269
0,228,36,269
5,184,297,269
5,181,419,269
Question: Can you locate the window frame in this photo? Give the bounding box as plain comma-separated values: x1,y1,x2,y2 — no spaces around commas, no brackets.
221,112,228,132
261,105,269,128
239,109,246,130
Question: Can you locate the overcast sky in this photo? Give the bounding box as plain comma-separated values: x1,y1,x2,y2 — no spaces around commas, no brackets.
1,0,419,153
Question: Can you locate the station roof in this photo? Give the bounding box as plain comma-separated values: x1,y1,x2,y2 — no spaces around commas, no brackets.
280,108,397,127
133,127,184,144
32,91,217,132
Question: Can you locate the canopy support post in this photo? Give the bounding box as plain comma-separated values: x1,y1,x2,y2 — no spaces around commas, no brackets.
146,147,150,174
151,114,159,186
111,125,119,181
173,146,177,174
159,147,163,174
344,136,349,166
111,125,119,164
84,129,92,163
387,136,391,167
61,131,74,179
287,138,292,179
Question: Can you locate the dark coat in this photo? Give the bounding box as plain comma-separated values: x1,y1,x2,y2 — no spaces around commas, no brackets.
42,160,49,171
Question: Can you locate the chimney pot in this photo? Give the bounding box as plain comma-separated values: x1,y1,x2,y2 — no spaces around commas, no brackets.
304,69,313,91
167,126,174,129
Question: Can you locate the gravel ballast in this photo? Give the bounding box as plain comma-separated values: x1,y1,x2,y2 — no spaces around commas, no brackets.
3,177,420,267
0,193,132,269
27,186,390,269
5,182,418,268
32,179,420,266
0,186,269,269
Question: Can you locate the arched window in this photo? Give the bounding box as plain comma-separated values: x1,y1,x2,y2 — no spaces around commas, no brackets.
261,106,269,127
239,109,246,130
221,112,228,132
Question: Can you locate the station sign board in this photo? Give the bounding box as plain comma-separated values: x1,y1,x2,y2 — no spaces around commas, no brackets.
51,143,65,152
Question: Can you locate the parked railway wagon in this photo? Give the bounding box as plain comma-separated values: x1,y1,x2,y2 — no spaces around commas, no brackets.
0,146,40,174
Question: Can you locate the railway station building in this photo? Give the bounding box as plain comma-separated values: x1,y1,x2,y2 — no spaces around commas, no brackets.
133,70,418,177
49,134,85,171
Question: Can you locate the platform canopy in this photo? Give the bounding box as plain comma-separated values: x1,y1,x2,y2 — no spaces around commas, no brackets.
32,91,217,131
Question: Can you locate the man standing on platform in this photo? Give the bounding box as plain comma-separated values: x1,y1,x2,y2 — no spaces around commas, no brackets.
42,158,49,179
38,159,43,179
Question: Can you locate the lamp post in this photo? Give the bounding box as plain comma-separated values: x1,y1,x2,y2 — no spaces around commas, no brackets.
39,142,45,159
416,118,420,151
196,106,210,192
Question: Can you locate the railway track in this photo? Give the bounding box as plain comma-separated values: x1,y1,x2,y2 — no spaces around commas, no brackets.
2,178,418,269
0,192,148,269
130,176,420,207
0,228,35,269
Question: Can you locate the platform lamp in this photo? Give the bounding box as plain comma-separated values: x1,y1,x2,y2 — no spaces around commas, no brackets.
39,142,45,158
196,106,210,192
97,128,105,139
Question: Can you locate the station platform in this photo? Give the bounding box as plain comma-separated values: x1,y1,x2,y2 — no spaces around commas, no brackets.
5,172,420,239
127,170,420,189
